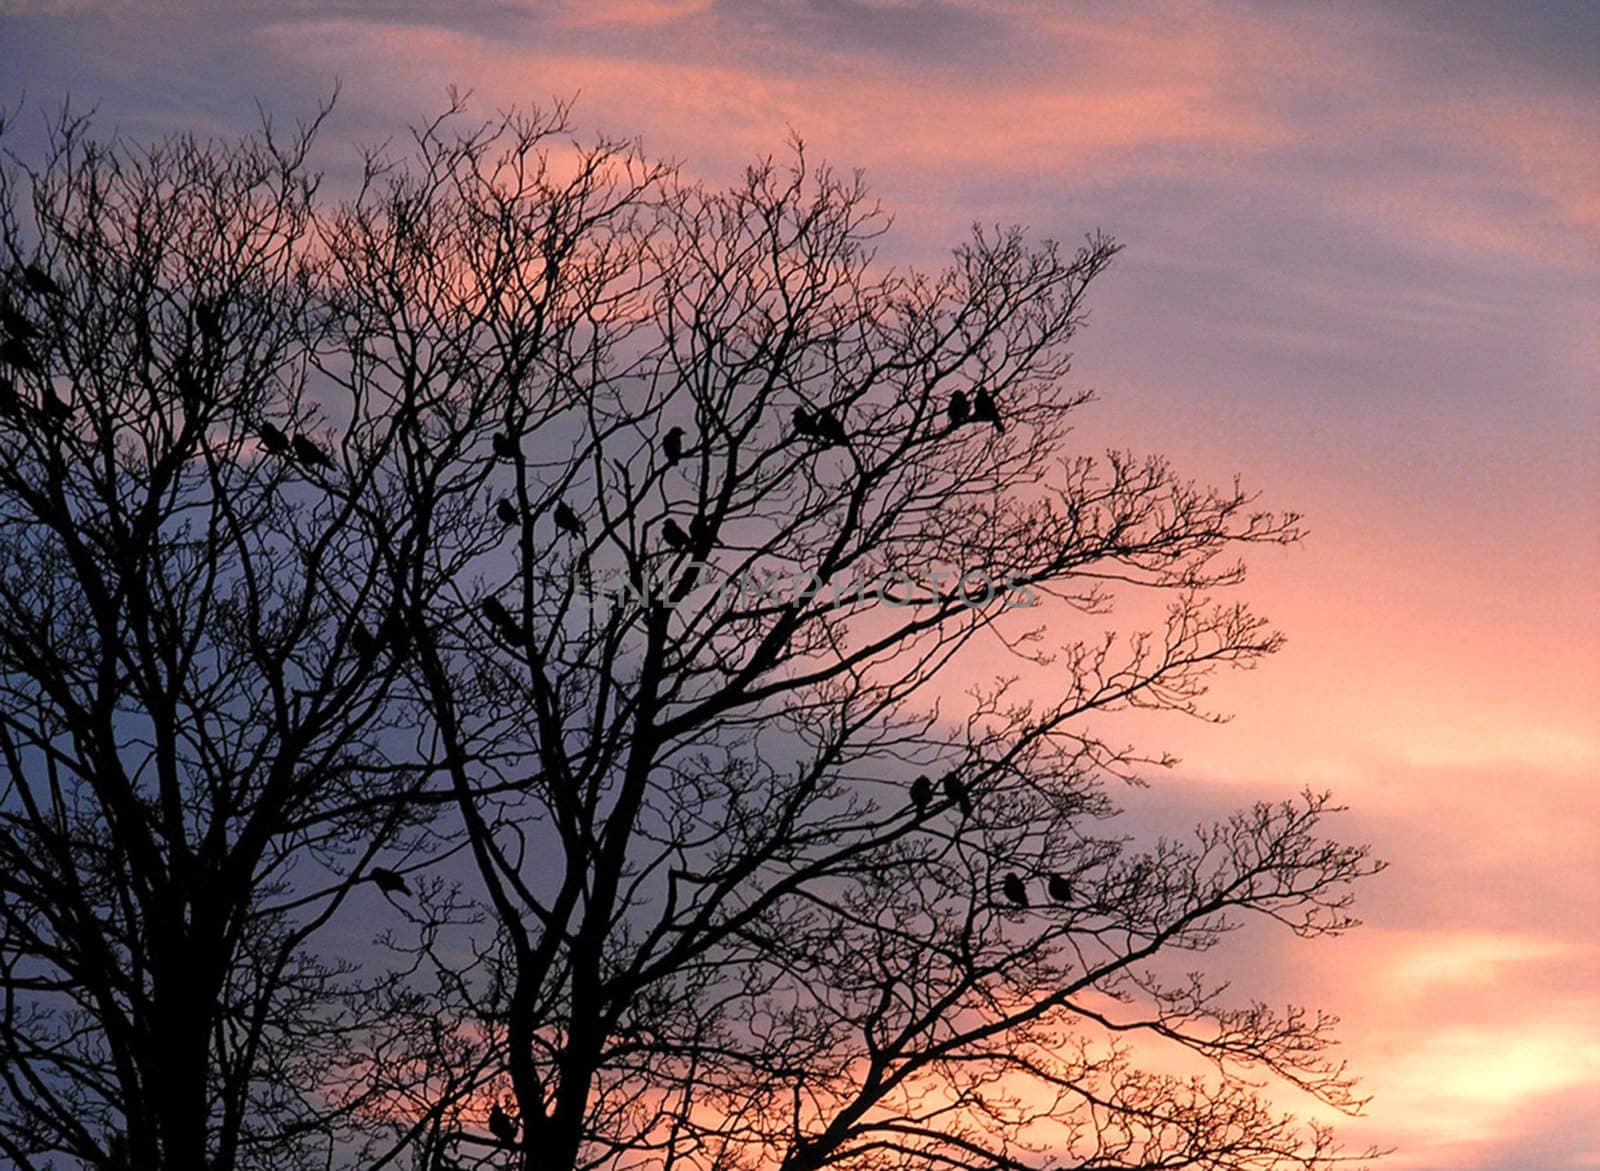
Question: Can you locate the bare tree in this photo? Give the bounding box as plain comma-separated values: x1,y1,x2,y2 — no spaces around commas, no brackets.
0,105,478,1171
324,111,1384,1170
0,97,1382,1171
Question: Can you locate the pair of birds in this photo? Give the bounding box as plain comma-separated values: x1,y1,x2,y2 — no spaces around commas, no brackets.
257,421,334,468
793,406,848,446
497,496,584,537
909,772,973,818
661,513,715,552
1000,871,1073,908
349,612,411,663
947,389,1003,433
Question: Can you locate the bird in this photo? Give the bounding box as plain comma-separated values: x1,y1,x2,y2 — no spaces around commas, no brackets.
792,406,818,439
0,375,20,416
258,422,291,454
488,1102,518,1145
553,500,584,537
22,263,62,298
814,407,847,446
662,425,685,467
292,433,333,468
491,431,518,461
350,621,380,660
661,518,690,551
194,299,222,343
481,596,516,631
496,497,520,526
369,867,410,895
946,391,970,430
972,388,1004,433
0,336,42,374
910,774,933,814
378,611,412,658
1001,872,1029,908
688,514,716,548
1047,873,1072,903
41,389,73,422
0,299,38,340
942,772,972,817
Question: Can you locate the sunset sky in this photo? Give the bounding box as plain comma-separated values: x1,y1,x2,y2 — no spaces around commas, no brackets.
3,1,1597,1168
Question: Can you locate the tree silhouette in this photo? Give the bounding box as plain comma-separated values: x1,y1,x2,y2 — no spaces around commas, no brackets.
0,98,1383,1171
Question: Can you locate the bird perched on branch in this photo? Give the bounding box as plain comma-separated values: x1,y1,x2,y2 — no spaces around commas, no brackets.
972,388,1003,432
910,774,933,815
22,263,62,298
0,298,38,340
350,621,380,661
688,514,717,548
292,433,333,469
553,500,584,536
661,518,690,551
814,407,848,446
942,771,972,817
492,431,518,461
946,390,970,431
41,389,73,422
792,406,819,439
1001,873,1028,908
0,336,42,374
662,425,685,467
0,376,20,417
369,867,410,895
1048,873,1071,903
488,1102,518,1145
258,422,290,455
194,299,222,344
496,497,520,526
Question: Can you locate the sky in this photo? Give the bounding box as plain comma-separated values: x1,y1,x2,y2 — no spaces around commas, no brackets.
2,1,1597,1168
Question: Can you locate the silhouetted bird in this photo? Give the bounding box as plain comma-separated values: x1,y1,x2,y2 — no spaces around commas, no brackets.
0,376,19,416
661,518,690,551
496,497,520,526
0,299,38,340
792,406,818,439
481,596,516,630
1001,872,1028,908
910,774,933,814
488,1102,518,1145
942,772,972,817
22,263,62,298
662,425,685,466
258,422,291,454
292,434,333,468
0,336,42,374
688,514,717,548
1048,873,1071,903
370,867,410,895
946,391,970,430
41,389,72,422
492,431,518,461
972,388,1003,432
194,299,223,345
351,621,380,660
553,500,583,536
814,408,848,446
378,612,412,657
